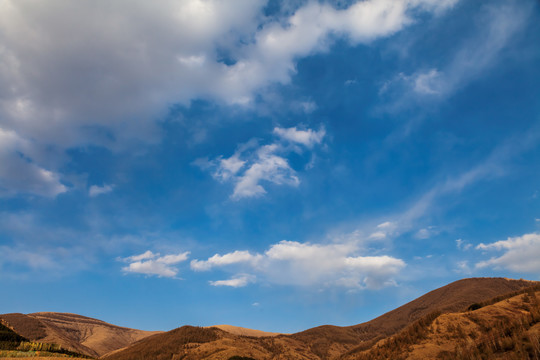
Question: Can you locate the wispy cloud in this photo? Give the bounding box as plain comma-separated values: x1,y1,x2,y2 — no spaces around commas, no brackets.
456,239,472,251
273,127,325,148
88,184,114,197
0,128,67,197
209,274,255,288
381,1,530,108
122,250,190,278
197,126,325,200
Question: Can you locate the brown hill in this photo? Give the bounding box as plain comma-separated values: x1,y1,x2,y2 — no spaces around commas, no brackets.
290,277,536,358
0,312,160,358
209,325,282,337
344,285,540,359
105,277,537,360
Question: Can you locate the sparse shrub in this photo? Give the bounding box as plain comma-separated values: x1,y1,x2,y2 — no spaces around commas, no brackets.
468,303,482,311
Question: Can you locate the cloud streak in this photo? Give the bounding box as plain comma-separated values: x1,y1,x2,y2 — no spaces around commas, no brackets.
89,184,114,197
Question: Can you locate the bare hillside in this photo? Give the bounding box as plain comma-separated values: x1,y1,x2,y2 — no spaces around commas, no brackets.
106,277,537,360
0,312,160,358
344,285,540,359
209,325,282,337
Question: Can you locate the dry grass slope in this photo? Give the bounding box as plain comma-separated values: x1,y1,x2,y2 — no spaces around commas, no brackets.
209,325,282,338
344,284,540,360
106,277,538,360
0,312,160,358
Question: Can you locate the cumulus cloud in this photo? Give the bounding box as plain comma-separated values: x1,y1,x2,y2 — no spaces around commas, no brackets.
122,250,190,278
191,239,405,290
0,0,458,197
88,184,114,197
476,233,540,273
199,126,325,199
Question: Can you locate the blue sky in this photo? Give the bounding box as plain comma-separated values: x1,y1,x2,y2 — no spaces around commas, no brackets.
1,0,540,333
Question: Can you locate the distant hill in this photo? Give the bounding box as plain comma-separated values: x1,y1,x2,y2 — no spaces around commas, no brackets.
209,325,282,337
105,277,538,360
0,312,160,358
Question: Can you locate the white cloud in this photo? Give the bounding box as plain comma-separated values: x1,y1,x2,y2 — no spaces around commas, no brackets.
209,274,254,288
0,0,458,197
377,221,394,229
124,250,155,262
201,126,325,200
476,233,540,273
122,250,190,278
88,184,114,197
191,250,262,271
367,221,396,240
191,239,405,290
415,227,437,239
299,101,317,113
273,127,325,148
369,231,387,240
232,144,299,199
413,69,442,95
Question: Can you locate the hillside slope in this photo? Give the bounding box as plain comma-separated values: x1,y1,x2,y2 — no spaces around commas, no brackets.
0,312,160,358
106,277,537,360
291,277,536,358
344,285,540,359
209,325,282,337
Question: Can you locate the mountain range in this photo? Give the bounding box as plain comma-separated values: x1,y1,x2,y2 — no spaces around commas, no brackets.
1,277,539,359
